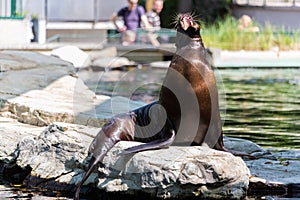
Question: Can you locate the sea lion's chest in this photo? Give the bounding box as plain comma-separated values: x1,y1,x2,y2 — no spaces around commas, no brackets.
169,45,210,87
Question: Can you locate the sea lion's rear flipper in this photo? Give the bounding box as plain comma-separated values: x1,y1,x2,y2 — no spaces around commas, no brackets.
214,133,256,159
123,130,175,154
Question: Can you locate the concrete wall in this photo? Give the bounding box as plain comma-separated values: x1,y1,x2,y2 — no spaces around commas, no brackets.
22,0,127,22
233,5,300,30
22,0,46,19
47,0,94,21
97,0,127,21
0,19,32,45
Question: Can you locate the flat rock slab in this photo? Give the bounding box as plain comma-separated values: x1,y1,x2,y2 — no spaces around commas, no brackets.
224,137,300,197
0,71,109,126
0,51,75,100
0,50,71,71
247,149,300,189
0,51,133,127
92,56,135,70
3,74,109,127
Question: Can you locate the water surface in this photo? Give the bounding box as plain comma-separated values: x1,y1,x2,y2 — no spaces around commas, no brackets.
82,67,300,149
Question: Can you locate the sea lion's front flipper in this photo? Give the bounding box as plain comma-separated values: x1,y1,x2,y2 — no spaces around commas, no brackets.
74,114,136,200
123,129,175,154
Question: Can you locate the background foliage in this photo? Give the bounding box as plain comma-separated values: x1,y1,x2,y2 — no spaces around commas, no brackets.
139,0,300,50
202,16,300,50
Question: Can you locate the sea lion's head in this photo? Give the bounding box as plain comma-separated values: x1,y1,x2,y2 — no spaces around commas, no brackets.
177,13,200,37
175,13,203,48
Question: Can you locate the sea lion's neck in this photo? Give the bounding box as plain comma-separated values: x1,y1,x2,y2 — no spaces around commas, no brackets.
175,29,205,49
189,37,205,49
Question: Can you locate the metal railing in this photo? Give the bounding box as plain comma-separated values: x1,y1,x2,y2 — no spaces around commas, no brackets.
47,29,177,43
0,0,23,19
233,0,300,6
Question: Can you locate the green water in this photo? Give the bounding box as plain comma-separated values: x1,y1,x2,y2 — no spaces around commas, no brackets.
87,68,300,149
220,69,300,149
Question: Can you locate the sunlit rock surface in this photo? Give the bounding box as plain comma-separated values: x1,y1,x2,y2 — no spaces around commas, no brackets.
0,50,110,127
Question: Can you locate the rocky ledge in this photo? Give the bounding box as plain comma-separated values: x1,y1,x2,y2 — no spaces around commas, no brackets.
1,121,250,199
0,50,299,199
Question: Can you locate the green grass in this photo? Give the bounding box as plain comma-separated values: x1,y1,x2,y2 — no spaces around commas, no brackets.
201,16,300,50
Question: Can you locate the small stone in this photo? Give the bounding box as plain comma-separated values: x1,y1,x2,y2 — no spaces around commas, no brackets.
51,45,91,68
92,56,134,70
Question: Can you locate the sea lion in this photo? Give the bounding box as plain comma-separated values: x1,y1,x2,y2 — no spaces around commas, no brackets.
74,13,248,200
124,13,226,152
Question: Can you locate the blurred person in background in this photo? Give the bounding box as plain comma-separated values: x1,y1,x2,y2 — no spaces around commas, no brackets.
238,15,260,32
146,0,163,31
112,0,152,45
146,0,169,44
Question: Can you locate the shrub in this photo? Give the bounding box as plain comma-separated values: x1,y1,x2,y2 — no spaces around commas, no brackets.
202,16,300,50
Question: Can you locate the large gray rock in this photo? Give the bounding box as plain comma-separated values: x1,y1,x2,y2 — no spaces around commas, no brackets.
98,142,250,199
6,122,249,199
15,123,96,186
1,120,299,198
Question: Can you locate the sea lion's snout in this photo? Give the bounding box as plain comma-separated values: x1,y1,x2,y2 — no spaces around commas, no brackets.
180,14,193,30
